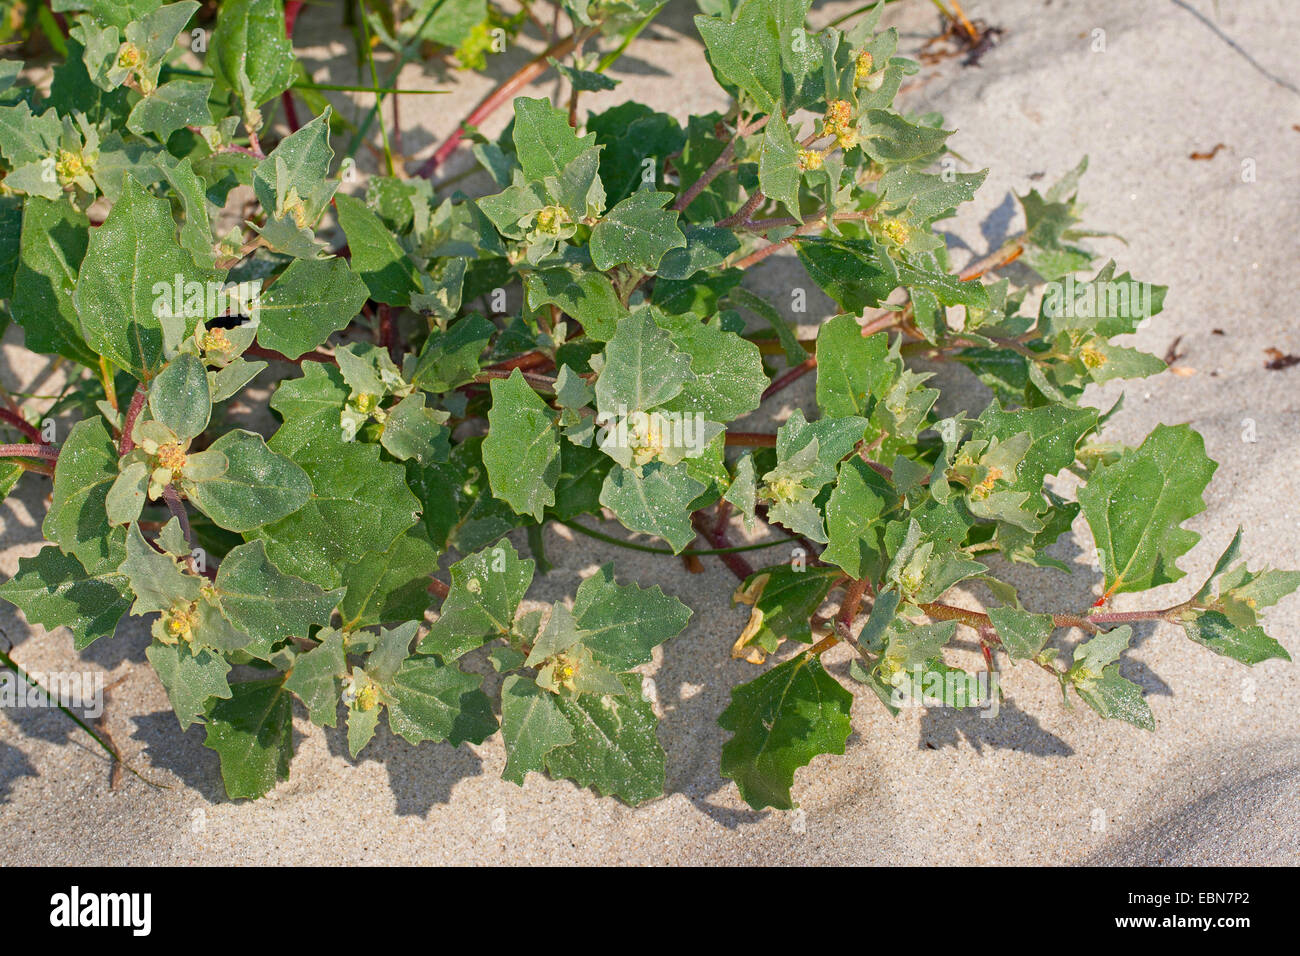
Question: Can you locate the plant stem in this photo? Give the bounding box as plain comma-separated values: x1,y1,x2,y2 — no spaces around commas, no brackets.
357,0,395,177
417,31,580,177
119,385,147,455
0,443,59,461
0,408,42,444
723,431,777,447
673,114,769,213
761,356,817,402
690,511,756,580
0,646,161,789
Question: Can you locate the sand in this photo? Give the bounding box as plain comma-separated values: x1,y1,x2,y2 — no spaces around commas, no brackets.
2,0,1298,865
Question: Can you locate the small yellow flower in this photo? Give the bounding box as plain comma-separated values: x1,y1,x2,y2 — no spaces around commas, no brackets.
854,51,875,86
117,42,143,71
54,149,87,184
882,218,910,246
826,99,853,130
162,602,199,644
354,393,378,415
535,204,571,235
355,682,379,712
201,327,232,355
1081,345,1107,369
797,149,824,171
553,659,576,684
156,442,188,477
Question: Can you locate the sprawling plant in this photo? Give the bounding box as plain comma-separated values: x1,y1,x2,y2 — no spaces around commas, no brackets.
0,0,1295,810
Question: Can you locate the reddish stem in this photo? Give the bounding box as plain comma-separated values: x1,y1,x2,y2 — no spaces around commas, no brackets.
486,351,555,373
0,443,59,461
0,408,43,445
428,577,450,600
761,356,817,402
119,386,147,456
723,431,777,447
245,343,337,365
416,32,579,177
690,511,754,582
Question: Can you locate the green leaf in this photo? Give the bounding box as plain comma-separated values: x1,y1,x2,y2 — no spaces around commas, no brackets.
988,606,1055,660
524,267,627,342
380,393,450,466
589,190,685,273
384,656,497,746
727,286,808,364
1073,664,1154,731
0,546,130,650
256,257,370,359
719,653,853,810
256,431,420,587
545,673,664,805
972,401,1099,498
879,166,987,227
1079,424,1217,597
599,461,705,553
120,522,199,616
126,77,211,140
656,225,740,281
795,236,899,314
815,316,891,418
211,540,342,659
482,370,560,521
408,315,495,392
572,562,691,671
694,7,783,112
284,630,347,727
758,114,802,217
267,360,348,448
339,527,438,630
146,640,232,730
821,456,893,581
153,154,217,268
43,417,124,575
860,110,951,165
211,0,295,110
587,102,685,206
185,429,312,533
511,96,597,185
11,197,98,366
733,565,841,655
203,677,294,800
651,310,768,422
420,540,534,661
1179,611,1291,666
501,674,575,785
595,308,694,415
149,353,211,442
0,194,21,300
410,437,528,555
334,193,421,306
75,175,218,379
